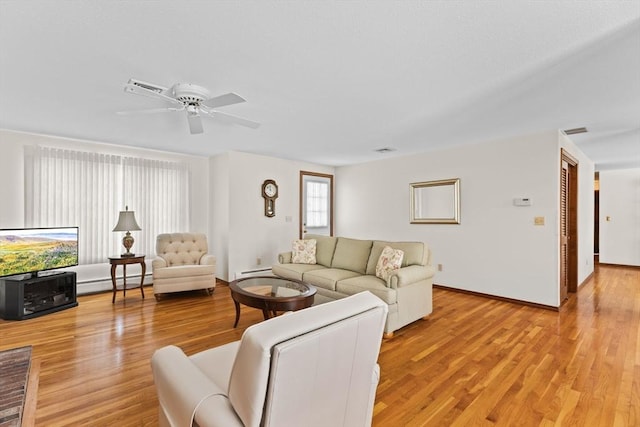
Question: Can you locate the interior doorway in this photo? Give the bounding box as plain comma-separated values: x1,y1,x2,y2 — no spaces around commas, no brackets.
299,171,334,239
594,171,599,263
560,149,579,302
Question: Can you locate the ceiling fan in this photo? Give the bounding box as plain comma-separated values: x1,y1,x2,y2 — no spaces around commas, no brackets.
117,78,260,134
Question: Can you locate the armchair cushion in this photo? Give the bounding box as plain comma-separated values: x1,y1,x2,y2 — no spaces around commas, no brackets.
153,264,215,280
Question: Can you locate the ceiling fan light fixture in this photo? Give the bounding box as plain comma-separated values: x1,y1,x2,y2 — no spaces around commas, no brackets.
186,104,199,116
120,78,260,133
173,83,211,105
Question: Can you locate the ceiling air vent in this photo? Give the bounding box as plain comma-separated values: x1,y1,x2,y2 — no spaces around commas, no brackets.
374,147,396,154
563,127,588,135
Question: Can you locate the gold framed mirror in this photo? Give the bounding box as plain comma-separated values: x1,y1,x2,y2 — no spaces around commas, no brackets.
410,178,460,224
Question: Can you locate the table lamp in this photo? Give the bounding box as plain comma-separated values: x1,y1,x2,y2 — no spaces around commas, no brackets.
112,206,141,257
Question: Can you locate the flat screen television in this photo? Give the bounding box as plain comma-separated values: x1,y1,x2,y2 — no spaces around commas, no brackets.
0,227,79,278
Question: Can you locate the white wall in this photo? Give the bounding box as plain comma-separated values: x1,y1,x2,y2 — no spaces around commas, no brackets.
599,168,640,266
209,152,230,280
336,131,594,307
210,151,334,281
0,129,210,293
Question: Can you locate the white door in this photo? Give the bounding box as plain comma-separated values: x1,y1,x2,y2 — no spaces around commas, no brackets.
300,171,333,238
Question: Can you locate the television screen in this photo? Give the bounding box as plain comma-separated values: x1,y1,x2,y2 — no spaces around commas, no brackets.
0,227,79,278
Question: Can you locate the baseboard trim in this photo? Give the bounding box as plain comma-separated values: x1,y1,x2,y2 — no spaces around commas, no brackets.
597,263,640,270
579,271,595,288
433,284,559,312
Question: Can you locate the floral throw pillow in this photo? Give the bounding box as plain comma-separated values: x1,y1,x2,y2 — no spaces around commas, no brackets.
375,245,404,281
292,239,317,264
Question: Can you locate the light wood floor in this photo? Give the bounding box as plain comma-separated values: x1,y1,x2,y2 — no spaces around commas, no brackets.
1,264,638,426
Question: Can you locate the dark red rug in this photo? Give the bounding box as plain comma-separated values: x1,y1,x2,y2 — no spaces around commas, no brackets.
0,346,32,427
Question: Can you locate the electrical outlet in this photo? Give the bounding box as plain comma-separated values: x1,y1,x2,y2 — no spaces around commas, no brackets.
534,216,545,226
437,264,443,272
256,257,262,265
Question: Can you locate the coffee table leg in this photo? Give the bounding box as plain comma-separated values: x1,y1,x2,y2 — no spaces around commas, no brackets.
233,301,241,328
262,308,271,320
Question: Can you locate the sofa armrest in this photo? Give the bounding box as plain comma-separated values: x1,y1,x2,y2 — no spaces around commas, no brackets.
200,254,217,267
278,252,292,264
152,257,168,270
388,265,436,289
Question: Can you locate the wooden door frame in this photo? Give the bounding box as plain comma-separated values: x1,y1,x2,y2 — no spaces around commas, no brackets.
561,149,579,295
299,171,334,239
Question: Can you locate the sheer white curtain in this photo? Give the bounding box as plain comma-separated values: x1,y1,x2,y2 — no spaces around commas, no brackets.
25,146,191,264
122,157,190,257
24,146,122,264
305,180,329,227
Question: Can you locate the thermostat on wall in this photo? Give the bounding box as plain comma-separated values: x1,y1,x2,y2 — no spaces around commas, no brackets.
513,197,532,207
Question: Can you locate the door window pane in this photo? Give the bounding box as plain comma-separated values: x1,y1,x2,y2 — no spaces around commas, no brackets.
306,181,328,227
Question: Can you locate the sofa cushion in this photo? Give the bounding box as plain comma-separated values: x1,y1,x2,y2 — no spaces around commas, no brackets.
292,239,317,264
303,268,361,291
272,263,326,282
153,264,215,280
336,276,397,305
304,234,338,267
330,238,373,274
375,246,404,281
366,241,427,275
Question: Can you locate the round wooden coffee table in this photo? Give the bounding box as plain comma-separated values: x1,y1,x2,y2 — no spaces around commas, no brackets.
229,276,316,327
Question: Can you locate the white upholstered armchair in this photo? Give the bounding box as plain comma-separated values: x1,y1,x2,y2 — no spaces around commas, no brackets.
151,291,388,427
152,233,216,300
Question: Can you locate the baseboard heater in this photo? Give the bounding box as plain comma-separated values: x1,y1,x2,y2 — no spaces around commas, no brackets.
234,268,273,280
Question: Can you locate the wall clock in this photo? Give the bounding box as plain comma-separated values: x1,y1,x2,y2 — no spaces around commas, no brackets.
261,179,278,217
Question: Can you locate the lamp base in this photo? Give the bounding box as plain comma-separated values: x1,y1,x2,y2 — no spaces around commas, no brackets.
121,232,136,258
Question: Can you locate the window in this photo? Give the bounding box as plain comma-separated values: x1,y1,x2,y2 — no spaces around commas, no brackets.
24,146,190,264
305,180,329,228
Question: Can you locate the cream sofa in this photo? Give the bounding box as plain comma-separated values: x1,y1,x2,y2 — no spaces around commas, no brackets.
152,233,216,300
151,292,387,427
272,234,434,337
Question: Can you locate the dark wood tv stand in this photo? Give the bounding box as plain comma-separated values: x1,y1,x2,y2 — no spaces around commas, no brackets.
0,272,78,320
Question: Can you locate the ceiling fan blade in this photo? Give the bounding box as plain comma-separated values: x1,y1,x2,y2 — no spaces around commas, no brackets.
124,80,183,107
202,92,246,109
187,112,204,134
201,109,261,129
116,107,183,115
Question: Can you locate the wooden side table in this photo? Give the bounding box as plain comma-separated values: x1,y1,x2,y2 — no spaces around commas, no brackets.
109,255,146,303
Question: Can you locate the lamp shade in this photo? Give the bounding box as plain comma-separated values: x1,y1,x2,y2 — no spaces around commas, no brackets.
112,207,141,232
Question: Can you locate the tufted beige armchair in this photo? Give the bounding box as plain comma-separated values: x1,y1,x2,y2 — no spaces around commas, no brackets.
152,233,216,301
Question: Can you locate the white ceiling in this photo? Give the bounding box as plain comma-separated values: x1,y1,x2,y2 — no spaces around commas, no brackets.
1,1,639,169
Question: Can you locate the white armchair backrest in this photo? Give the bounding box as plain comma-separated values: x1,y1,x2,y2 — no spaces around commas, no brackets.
156,233,208,267
227,291,388,427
